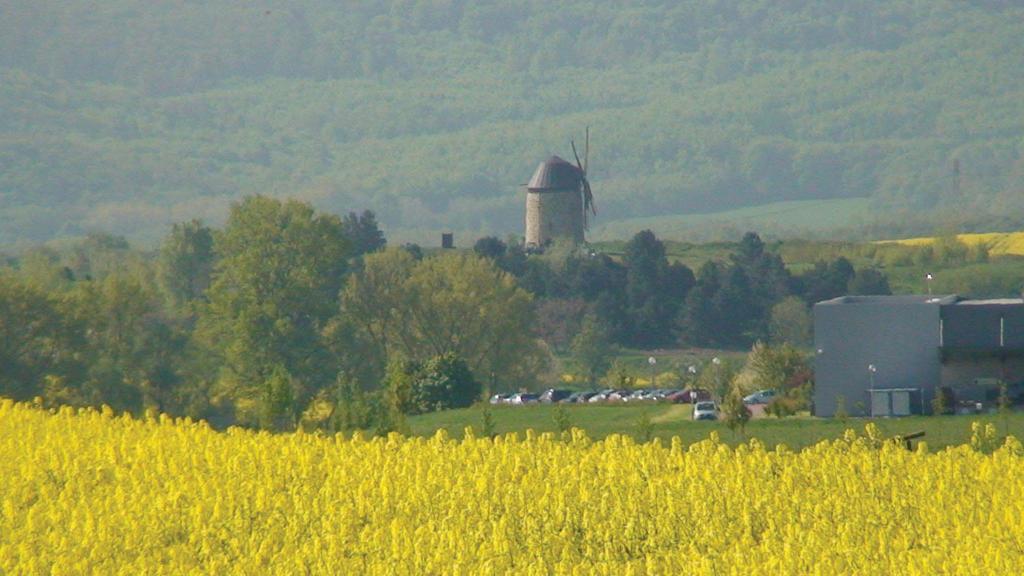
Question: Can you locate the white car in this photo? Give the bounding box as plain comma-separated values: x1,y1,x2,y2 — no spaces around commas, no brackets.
508,393,540,405
489,393,511,405
693,401,718,421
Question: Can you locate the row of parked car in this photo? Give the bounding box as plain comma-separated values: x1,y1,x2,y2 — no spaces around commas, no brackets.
489,387,713,406
490,388,777,406
489,388,779,422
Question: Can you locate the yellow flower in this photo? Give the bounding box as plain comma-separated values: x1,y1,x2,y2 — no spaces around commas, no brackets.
0,400,1021,575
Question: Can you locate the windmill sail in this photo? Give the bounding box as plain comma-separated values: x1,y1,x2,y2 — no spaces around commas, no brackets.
571,137,597,230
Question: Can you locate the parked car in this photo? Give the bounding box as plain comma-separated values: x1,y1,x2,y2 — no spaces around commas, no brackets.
489,393,511,405
539,388,573,403
563,391,586,404
621,390,640,402
665,390,688,403
606,390,632,402
508,393,540,405
626,389,657,402
693,401,718,420
651,389,675,401
666,388,711,404
743,389,777,405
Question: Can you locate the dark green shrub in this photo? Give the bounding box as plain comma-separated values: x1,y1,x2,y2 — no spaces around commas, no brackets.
409,353,481,414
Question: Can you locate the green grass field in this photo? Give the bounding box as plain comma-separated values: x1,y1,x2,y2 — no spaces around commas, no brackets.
407,403,1024,451
591,198,872,244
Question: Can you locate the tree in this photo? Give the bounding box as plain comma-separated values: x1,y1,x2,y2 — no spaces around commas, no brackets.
554,403,572,434
848,267,891,296
330,371,371,432
338,248,418,385
564,253,627,301
533,298,587,353
696,357,740,403
800,257,855,304
571,313,613,386
721,386,752,438
410,253,548,392
408,353,481,414
157,220,214,311
634,410,654,443
198,196,349,427
341,251,547,394
740,342,810,393
401,243,424,260
0,275,71,401
69,232,133,281
473,236,507,261
602,360,636,390
66,272,183,413
260,364,296,431
341,210,386,257
623,230,667,346
713,266,758,346
768,296,813,347
678,261,723,347
498,240,529,277
384,357,416,416
730,232,791,340
622,230,694,347
736,342,814,413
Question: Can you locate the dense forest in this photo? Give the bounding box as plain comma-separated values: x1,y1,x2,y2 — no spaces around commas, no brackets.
2,1,1024,244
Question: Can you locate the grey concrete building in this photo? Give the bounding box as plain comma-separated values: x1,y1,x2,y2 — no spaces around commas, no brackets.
813,295,1024,417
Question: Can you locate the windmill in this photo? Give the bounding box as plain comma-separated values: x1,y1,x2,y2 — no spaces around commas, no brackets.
570,127,597,230
524,127,597,248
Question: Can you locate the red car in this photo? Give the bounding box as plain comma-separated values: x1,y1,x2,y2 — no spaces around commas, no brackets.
666,388,711,404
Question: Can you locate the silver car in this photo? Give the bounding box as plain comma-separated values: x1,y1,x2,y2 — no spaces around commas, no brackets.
693,401,718,421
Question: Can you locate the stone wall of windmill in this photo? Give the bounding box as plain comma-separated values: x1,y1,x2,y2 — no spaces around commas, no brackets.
524,156,585,247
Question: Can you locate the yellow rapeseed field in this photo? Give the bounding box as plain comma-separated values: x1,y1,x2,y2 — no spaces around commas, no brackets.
884,231,1024,256
2,399,1023,575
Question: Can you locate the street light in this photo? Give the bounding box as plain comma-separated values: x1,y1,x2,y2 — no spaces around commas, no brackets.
711,357,723,400
648,356,657,387
868,363,877,417
926,273,933,295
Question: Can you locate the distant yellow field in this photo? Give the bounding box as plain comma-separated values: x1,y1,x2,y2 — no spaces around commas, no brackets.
883,232,1024,256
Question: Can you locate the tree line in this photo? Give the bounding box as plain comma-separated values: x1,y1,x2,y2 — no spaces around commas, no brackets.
0,195,893,430
0,197,542,431
473,230,890,355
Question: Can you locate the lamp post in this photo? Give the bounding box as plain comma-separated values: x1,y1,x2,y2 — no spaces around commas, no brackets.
926,273,933,295
686,364,697,391
648,356,657,388
868,363,877,417
711,357,722,400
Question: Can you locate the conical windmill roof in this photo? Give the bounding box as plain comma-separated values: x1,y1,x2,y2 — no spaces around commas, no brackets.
527,156,583,191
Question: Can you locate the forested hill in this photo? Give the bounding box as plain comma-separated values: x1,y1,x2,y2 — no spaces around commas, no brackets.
3,1,1024,244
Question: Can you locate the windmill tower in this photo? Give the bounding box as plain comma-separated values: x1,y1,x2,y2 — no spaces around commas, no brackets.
524,129,596,248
